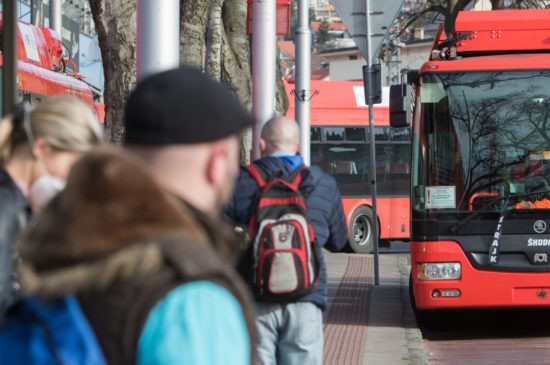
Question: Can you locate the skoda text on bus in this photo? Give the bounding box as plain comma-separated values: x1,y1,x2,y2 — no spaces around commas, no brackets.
390,9,550,327
286,80,410,253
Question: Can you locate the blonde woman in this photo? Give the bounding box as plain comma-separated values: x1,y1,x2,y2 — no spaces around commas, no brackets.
0,96,102,314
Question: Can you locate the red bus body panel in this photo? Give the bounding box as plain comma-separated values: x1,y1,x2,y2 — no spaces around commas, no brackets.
285,80,389,126
342,197,409,239
411,241,550,309
285,80,409,240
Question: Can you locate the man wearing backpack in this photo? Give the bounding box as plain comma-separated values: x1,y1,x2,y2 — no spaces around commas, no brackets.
226,116,348,365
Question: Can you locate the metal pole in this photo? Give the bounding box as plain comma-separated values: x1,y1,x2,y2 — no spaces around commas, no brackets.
3,0,19,117
49,0,62,35
136,0,180,81
366,0,380,286
295,0,311,165
251,0,277,160
31,0,39,26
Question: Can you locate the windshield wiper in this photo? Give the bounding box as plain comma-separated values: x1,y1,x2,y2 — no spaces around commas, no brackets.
449,189,550,234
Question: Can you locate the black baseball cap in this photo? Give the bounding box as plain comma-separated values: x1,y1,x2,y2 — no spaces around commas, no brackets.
124,66,255,145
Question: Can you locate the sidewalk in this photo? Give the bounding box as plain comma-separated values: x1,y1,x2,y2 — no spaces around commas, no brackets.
323,251,428,365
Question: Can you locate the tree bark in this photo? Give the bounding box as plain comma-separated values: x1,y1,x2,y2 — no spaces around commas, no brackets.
88,0,288,164
180,0,210,69
88,0,136,144
206,0,224,79
220,0,254,164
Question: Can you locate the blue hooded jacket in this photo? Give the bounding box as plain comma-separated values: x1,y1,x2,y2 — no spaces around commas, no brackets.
226,155,348,309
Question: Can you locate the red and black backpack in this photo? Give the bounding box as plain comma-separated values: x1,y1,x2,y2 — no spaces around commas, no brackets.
242,163,320,302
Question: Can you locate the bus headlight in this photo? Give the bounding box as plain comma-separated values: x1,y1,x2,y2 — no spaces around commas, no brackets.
417,262,461,280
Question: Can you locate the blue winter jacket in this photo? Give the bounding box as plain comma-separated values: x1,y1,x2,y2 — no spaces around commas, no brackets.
226,155,348,310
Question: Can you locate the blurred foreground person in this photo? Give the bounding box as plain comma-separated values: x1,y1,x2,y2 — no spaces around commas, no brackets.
18,67,257,365
0,96,102,315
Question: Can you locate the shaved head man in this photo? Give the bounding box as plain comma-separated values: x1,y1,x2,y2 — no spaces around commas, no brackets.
227,115,348,365
260,116,300,156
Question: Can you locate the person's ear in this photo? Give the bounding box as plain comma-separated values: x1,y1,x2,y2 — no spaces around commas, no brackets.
260,138,267,154
31,136,51,160
206,140,229,187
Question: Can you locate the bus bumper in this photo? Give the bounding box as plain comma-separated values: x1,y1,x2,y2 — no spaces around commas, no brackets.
411,240,550,310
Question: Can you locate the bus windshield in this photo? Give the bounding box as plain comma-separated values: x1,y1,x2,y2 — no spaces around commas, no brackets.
413,70,550,214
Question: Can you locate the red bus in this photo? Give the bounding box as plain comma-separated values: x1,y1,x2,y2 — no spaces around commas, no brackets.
285,80,410,253
0,16,99,117
391,9,550,328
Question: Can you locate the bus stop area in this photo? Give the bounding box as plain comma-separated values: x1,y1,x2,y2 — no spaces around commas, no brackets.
322,249,427,365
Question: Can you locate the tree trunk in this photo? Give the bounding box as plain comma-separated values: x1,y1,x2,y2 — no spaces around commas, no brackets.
275,47,288,116
88,0,136,144
180,0,210,69
206,0,224,79
220,0,253,164
88,0,284,165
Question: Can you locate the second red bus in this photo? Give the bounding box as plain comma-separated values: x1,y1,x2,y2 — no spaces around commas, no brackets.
285,80,410,253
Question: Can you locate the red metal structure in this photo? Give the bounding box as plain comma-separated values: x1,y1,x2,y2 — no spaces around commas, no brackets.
246,0,291,36
286,80,410,253
0,16,97,114
391,9,550,327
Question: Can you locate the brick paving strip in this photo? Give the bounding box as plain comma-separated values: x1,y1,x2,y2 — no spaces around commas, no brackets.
323,255,374,364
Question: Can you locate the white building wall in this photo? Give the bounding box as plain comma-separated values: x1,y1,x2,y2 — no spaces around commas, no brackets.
329,58,365,80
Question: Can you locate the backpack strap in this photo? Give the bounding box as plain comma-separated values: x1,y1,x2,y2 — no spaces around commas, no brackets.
282,166,305,192
246,163,267,187
247,162,306,192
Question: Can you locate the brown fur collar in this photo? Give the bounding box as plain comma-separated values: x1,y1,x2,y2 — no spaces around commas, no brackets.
21,145,208,273
20,241,165,298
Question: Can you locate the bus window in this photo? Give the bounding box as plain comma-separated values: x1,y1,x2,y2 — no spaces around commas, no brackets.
392,127,411,141
325,127,345,141
375,126,391,141
324,143,369,195
311,127,321,142
310,143,324,167
346,127,366,141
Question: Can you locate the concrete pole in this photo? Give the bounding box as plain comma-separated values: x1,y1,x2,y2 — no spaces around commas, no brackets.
2,0,18,117
49,0,62,35
136,0,180,81
295,0,311,165
31,0,40,26
251,0,277,160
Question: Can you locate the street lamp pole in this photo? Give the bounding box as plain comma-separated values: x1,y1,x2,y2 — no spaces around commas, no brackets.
49,0,62,35
365,0,380,286
136,0,180,81
251,0,277,160
295,0,311,165
2,0,18,116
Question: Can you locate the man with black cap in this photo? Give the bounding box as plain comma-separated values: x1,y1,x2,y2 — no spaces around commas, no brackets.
17,66,258,364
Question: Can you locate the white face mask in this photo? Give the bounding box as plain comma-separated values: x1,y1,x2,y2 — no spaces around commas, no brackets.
29,174,66,210
20,102,67,210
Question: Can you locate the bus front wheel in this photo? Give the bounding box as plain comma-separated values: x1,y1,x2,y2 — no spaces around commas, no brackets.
348,206,375,254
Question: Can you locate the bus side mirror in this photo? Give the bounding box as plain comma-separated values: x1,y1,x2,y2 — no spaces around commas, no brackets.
390,84,410,128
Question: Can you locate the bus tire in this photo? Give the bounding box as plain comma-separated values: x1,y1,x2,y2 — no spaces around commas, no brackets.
348,206,375,254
